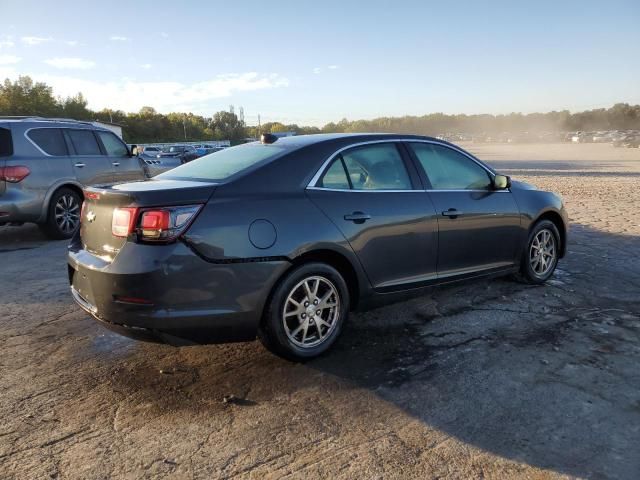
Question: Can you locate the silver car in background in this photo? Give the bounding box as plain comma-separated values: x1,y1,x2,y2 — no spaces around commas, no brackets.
0,117,147,239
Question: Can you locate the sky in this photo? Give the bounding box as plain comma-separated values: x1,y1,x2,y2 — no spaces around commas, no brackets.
1,0,639,126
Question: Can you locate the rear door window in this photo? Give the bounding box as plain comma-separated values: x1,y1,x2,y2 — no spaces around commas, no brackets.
67,129,102,155
0,127,13,156
340,143,412,190
96,131,128,156
27,128,68,156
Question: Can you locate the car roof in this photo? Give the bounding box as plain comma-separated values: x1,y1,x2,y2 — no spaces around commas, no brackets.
256,132,439,148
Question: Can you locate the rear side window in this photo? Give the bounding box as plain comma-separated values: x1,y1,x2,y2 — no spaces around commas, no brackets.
340,143,412,190
320,158,350,189
0,127,13,157
27,128,68,156
67,129,101,155
96,131,128,156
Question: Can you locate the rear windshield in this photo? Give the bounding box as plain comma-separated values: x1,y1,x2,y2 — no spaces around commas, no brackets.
159,143,287,181
0,127,13,157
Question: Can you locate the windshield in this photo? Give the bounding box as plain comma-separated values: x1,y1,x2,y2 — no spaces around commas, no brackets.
158,142,287,181
163,146,184,153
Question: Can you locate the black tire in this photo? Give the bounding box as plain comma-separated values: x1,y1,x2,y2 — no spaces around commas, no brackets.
259,262,350,361
39,187,82,240
518,219,561,284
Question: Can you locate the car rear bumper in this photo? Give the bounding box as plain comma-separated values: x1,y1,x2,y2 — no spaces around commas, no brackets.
68,239,290,346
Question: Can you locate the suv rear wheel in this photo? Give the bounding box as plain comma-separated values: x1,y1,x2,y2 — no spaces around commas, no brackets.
259,262,349,361
39,187,82,239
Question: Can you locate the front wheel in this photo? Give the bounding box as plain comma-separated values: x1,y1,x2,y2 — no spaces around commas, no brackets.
259,262,350,361
519,220,561,284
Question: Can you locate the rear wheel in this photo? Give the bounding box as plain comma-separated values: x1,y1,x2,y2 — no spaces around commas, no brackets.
519,220,560,284
259,262,349,361
39,187,82,239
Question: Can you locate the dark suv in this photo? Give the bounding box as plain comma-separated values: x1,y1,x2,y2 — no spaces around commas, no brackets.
0,117,147,238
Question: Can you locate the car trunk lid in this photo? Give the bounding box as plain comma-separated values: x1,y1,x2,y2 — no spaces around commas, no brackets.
80,179,216,261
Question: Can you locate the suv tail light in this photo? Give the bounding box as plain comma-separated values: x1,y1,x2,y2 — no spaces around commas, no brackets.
0,166,30,183
111,205,202,242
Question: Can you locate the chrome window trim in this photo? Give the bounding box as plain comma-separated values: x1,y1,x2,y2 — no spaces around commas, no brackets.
24,127,66,157
306,138,499,192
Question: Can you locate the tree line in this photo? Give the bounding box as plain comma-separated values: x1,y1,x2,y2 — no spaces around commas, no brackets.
1,76,639,144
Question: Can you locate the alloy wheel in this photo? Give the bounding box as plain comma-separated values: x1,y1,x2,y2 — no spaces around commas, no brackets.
282,275,340,348
54,194,80,234
529,228,556,277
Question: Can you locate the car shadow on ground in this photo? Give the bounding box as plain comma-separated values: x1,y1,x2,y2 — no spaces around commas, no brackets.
3,223,639,478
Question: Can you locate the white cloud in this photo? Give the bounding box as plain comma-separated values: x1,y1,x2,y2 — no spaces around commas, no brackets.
21,36,52,45
44,57,96,70
0,55,21,65
328,65,339,70
64,40,78,47
109,36,128,41
313,67,321,74
141,64,152,69
21,72,289,114
160,32,169,38
0,39,15,49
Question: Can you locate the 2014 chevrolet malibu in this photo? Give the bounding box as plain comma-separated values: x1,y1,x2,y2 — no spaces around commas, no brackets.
68,134,568,360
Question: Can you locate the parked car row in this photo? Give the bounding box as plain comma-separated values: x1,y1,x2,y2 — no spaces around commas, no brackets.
566,130,640,146
437,130,640,147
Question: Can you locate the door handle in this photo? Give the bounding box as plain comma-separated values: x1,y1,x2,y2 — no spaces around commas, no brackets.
344,212,371,224
112,162,120,166
74,163,85,168
441,208,463,218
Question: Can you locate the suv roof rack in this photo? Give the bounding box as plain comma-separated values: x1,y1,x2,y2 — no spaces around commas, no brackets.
0,116,94,126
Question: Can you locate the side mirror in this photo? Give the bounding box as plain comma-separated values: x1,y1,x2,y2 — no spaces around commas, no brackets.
130,145,139,156
493,174,511,190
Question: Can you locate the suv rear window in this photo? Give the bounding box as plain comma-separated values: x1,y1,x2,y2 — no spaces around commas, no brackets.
0,127,13,157
27,128,68,156
159,143,287,181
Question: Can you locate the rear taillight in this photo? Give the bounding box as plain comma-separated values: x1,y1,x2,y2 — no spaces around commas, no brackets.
112,207,138,237
138,205,202,242
111,205,201,242
0,166,30,183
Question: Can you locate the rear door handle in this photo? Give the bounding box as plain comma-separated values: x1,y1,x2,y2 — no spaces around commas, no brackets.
442,208,463,218
112,162,120,166
74,162,85,168
344,212,371,224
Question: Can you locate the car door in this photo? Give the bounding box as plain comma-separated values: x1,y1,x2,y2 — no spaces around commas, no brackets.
95,130,145,182
63,128,114,186
406,141,521,279
306,141,439,291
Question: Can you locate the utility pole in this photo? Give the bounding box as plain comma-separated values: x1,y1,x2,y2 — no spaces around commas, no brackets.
183,115,187,140
258,114,261,136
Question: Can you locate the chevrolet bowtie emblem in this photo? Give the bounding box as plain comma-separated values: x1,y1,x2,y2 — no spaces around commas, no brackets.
86,211,96,223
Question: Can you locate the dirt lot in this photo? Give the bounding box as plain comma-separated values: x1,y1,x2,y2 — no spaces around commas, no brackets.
1,143,639,479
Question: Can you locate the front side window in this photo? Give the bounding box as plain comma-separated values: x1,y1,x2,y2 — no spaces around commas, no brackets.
338,143,412,190
409,143,491,190
27,128,68,156
67,129,101,155
97,131,128,156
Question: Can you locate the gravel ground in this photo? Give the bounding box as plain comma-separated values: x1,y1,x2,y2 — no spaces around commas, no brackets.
1,143,639,479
